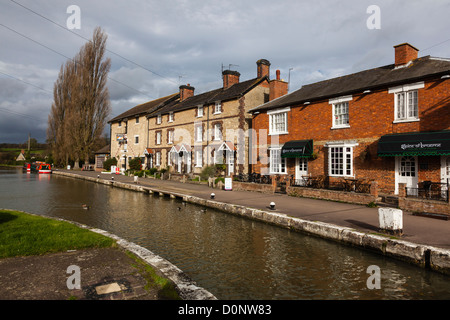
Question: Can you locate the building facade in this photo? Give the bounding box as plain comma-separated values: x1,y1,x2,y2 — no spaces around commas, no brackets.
250,43,450,197
146,59,288,176
108,93,179,171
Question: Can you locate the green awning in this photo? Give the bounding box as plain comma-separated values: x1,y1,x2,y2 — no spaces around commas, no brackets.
281,140,314,158
377,130,450,157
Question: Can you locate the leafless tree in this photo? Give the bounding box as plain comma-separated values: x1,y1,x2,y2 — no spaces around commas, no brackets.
47,27,111,168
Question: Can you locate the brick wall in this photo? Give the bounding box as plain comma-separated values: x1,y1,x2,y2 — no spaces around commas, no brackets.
252,77,450,195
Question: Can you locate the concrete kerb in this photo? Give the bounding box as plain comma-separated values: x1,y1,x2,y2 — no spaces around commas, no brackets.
53,171,450,276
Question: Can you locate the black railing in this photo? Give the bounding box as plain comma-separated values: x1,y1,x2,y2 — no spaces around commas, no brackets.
406,182,449,202
292,176,372,194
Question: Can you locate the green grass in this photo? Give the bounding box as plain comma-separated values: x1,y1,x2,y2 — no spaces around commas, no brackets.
0,210,115,258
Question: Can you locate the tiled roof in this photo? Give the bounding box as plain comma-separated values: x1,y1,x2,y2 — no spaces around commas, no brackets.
108,93,179,123
250,56,450,112
148,77,268,116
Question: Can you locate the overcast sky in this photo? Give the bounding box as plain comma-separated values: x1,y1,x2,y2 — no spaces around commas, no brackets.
1,0,450,143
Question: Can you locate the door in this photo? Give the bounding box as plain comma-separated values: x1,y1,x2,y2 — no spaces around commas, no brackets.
396,156,418,195
295,158,308,185
226,151,234,176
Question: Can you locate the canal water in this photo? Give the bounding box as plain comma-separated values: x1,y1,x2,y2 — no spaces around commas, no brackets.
1,167,450,300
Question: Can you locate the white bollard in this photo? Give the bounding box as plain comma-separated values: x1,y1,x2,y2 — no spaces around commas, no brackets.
378,207,403,235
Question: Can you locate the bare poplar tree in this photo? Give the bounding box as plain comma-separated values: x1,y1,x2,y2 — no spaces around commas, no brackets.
47,27,111,168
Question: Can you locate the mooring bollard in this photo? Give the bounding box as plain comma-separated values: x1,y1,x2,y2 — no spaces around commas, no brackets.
378,207,403,236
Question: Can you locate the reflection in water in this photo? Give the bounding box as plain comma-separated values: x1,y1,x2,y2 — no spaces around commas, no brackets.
1,168,450,299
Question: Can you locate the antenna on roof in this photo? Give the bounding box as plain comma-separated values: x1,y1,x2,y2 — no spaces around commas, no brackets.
288,68,294,92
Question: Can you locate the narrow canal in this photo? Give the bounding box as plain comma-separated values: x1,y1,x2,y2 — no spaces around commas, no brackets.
1,168,450,299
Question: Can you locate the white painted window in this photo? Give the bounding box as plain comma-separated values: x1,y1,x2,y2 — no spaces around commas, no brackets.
330,96,351,129
134,135,139,145
389,82,423,122
156,131,161,145
214,101,222,114
168,130,174,144
333,102,349,127
157,114,162,124
214,123,222,141
169,112,174,122
156,152,161,166
328,144,355,177
195,149,203,167
197,105,203,117
269,148,286,174
268,107,290,135
196,125,203,142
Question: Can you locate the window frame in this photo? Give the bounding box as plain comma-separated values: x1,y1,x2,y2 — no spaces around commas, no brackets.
195,149,203,167
156,131,161,145
168,112,174,122
156,114,162,124
269,147,287,174
326,141,358,177
329,96,352,129
214,101,222,114
389,81,423,123
197,105,204,117
167,130,174,144
134,135,139,145
268,107,290,135
195,124,203,142
213,123,222,141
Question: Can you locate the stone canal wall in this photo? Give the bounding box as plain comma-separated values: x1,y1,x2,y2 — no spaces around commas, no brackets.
53,171,450,276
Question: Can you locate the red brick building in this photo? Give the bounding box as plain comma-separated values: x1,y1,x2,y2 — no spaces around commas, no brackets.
249,43,450,199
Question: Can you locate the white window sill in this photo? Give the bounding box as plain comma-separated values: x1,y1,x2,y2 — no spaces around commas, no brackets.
269,172,287,175
195,165,203,168
213,112,222,115
331,124,350,130
393,118,420,124
196,115,203,118
268,132,289,136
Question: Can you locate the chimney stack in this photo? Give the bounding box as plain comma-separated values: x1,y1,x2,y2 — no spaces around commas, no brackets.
257,59,271,79
269,70,288,101
222,70,240,89
179,84,195,101
394,43,419,67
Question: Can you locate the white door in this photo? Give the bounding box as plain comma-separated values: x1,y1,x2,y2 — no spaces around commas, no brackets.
227,151,234,176
295,158,308,185
186,152,191,174
177,154,182,173
396,156,418,195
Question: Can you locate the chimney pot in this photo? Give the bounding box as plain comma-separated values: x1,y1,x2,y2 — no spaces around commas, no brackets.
179,84,195,101
276,70,280,80
257,59,271,79
222,70,240,89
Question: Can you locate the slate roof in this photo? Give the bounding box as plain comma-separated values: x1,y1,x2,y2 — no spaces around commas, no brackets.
108,93,179,123
148,77,268,116
249,56,450,113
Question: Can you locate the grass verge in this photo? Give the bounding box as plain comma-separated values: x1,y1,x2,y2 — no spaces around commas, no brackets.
0,209,115,258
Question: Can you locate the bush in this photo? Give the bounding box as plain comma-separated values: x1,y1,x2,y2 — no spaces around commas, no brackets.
148,168,158,175
103,157,117,171
129,157,142,171
200,165,217,181
215,177,225,184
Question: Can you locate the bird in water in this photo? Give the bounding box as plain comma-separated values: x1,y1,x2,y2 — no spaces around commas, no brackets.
200,208,207,213
177,207,182,211
82,204,89,210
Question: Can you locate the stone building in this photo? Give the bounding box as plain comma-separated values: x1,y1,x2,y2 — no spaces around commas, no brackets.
146,59,288,176
108,93,179,171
